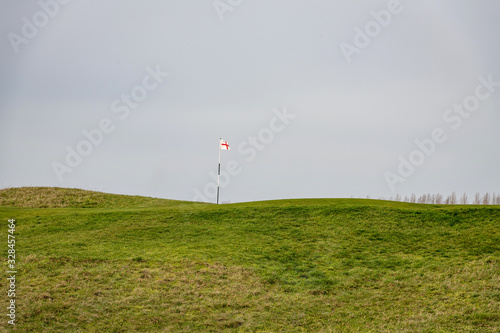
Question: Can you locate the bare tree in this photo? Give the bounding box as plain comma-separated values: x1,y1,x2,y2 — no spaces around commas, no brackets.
418,195,425,204
460,193,468,205
422,194,429,203
444,195,451,205
492,193,499,205
450,192,457,205
482,192,490,205
430,194,436,204
435,194,443,205
404,196,409,202
395,194,401,202
474,192,481,205
410,193,416,203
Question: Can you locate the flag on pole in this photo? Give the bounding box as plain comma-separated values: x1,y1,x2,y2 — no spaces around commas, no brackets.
220,139,230,150
217,138,230,205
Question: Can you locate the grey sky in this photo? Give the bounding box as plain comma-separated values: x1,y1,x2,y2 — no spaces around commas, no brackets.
1,0,499,203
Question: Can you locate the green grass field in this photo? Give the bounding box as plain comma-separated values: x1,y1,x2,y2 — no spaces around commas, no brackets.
0,187,499,332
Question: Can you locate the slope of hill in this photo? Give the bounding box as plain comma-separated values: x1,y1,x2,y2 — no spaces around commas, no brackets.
0,187,498,332
0,187,189,208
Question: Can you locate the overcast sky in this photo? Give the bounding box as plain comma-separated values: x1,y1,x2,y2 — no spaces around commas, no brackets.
1,0,499,203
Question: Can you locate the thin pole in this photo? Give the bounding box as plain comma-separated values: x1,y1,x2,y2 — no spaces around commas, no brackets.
217,138,221,205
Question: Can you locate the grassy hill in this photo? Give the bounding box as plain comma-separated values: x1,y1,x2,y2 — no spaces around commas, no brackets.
0,187,188,208
0,187,499,332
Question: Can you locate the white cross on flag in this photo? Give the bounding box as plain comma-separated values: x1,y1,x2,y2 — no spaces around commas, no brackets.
220,139,230,150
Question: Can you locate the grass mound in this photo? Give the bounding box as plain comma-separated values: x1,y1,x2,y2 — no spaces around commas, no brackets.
0,187,187,208
0,188,499,332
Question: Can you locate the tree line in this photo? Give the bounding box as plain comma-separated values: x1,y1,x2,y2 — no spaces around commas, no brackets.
386,192,500,205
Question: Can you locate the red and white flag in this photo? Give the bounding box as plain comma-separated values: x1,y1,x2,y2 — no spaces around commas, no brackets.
220,139,230,150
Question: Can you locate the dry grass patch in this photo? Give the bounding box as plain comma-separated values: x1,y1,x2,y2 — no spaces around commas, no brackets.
0,187,182,208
